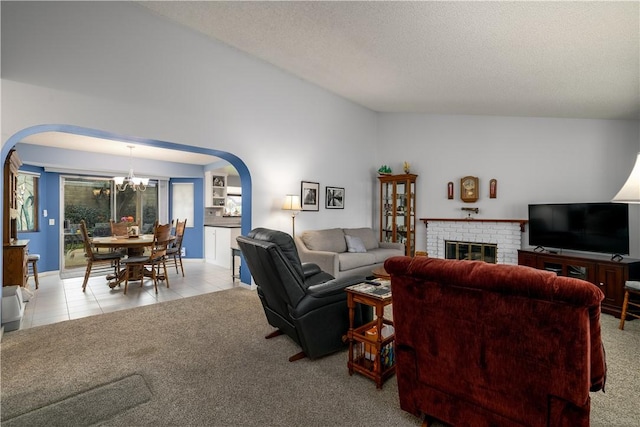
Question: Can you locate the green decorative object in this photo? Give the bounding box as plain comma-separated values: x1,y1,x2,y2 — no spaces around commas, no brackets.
378,165,392,175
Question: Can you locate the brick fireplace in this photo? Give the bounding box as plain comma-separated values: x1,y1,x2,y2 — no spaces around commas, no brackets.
421,218,527,265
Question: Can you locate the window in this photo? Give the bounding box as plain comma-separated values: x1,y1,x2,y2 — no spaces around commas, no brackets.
62,177,159,271
17,172,39,232
171,183,194,227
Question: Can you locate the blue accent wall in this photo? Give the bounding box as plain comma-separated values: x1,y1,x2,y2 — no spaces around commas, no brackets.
16,166,60,273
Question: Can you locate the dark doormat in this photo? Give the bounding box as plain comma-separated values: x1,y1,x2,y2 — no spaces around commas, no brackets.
2,374,152,426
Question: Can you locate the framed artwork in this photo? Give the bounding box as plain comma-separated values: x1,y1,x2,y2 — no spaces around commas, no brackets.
489,179,497,199
325,186,345,209
447,181,454,200
301,181,319,211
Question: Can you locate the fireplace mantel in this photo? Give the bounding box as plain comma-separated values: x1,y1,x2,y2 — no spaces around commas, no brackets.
420,218,528,232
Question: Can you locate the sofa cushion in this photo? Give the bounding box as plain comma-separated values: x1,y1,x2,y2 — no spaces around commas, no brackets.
344,228,379,250
370,247,404,263
338,252,376,271
345,235,367,253
301,228,347,253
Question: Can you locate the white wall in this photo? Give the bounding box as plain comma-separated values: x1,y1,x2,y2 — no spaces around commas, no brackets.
1,2,379,233
377,113,640,255
2,2,639,256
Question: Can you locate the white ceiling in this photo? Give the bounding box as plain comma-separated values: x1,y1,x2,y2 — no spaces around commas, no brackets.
20,132,219,166
140,0,640,121
18,1,640,163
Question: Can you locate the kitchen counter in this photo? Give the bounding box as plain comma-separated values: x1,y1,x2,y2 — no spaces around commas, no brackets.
203,212,241,228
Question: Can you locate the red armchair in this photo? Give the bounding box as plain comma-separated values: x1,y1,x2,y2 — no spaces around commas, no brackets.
385,256,606,427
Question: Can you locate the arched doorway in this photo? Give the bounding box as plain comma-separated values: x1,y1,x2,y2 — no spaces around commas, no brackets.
1,124,252,284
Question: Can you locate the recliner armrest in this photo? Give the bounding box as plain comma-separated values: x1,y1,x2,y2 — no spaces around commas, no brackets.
293,275,371,320
301,262,322,278
306,275,365,297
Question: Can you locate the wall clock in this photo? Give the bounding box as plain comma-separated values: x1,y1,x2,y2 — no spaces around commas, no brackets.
460,176,479,203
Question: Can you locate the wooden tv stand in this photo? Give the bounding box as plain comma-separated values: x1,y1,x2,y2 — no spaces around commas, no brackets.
518,249,640,318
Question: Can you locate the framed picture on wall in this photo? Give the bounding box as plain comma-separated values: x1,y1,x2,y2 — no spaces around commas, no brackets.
325,186,344,209
301,181,319,211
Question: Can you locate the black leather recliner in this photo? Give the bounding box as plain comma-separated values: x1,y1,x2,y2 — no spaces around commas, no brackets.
237,228,372,361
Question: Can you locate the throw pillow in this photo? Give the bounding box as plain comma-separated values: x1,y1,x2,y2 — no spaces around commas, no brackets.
344,228,379,250
345,235,367,253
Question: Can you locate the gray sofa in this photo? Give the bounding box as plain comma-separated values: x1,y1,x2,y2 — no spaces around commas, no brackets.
294,227,405,279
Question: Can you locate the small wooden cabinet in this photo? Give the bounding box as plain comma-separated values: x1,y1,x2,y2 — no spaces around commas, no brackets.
518,249,640,317
3,240,29,287
597,263,627,311
378,174,417,256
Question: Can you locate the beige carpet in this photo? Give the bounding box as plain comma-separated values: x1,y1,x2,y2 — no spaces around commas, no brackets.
1,287,638,426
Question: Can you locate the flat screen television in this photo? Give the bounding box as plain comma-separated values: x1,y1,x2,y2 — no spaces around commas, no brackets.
528,202,629,255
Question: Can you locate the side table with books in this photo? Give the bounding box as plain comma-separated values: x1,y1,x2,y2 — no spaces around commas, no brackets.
345,279,395,389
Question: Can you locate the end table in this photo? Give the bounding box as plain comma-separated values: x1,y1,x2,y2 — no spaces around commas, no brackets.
345,280,395,389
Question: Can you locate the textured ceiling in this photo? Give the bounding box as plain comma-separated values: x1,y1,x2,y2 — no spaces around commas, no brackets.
140,1,639,120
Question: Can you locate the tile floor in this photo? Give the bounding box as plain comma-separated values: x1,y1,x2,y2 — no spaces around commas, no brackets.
18,260,242,330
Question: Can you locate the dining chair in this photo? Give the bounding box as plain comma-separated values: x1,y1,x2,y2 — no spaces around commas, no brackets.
79,220,123,292
121,222,172,295
109,219,130,237
167,219,187,276
108,219,132,256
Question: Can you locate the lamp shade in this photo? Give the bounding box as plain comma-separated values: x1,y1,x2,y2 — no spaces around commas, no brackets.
613,152,640,203
282,194,301,211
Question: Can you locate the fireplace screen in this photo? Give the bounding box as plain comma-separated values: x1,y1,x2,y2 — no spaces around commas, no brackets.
445,241,497,264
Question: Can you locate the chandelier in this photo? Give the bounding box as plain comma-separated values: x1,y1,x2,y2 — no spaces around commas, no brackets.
113,145,149,192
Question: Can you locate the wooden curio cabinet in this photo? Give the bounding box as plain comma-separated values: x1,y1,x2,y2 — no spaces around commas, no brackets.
4,149,21,245
378,174,417,256
4,149,29,287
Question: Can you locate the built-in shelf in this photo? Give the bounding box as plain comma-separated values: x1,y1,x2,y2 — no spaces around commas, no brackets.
204,171,227,211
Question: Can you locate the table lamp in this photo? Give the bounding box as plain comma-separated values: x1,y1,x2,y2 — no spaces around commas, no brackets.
613,152,640,203
282,194,301,236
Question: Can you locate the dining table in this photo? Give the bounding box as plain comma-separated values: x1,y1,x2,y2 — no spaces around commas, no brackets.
91,234,174,288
